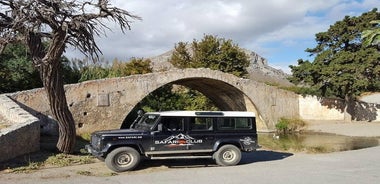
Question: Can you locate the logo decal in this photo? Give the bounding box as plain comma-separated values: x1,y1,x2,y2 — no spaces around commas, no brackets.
240,137,256,145
155,133,203,147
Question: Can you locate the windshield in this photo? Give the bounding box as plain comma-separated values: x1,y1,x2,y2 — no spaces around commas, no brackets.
133,114,159,130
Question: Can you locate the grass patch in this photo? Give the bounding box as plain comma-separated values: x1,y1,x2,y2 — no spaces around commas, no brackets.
4,154,96,173
76,170,118,177
79,133,92,141
76,170,93,176
9,162,41,173
306,146,330,153
279,85,320,96
259,134,305,152
2,136,96,173
45,153,95,167
101,172,118,177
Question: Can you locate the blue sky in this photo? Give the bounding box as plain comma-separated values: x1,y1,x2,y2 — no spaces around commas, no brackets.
65,0,379,74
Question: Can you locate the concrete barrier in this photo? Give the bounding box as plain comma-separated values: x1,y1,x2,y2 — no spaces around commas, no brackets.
0,95,40,162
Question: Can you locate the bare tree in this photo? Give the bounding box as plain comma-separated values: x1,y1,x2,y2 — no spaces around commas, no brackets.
0,0,141,153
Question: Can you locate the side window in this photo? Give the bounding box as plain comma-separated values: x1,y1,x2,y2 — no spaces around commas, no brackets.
217,118,235,130
217,117,252,130
190,117,213,131
160,117,185,132
235,118,252,129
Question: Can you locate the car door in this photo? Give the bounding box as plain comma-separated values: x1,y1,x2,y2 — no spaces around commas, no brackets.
187,117,215,151
151,116,188,152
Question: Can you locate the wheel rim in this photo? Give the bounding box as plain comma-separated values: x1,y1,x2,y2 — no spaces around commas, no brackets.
222,150,236,162
115,153,133,167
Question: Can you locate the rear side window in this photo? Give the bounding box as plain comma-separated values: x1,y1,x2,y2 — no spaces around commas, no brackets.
190,117,214,131
217,117,252,130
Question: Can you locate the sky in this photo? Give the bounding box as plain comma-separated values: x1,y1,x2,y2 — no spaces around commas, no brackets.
65,0,379,74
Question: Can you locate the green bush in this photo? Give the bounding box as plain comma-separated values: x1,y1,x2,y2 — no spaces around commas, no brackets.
275,118,306,134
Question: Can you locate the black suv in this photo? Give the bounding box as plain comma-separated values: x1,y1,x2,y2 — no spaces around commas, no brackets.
86,111,259,172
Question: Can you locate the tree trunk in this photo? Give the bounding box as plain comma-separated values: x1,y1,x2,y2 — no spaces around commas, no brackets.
28,30,77,154
344,94,354,122
40,60,76,153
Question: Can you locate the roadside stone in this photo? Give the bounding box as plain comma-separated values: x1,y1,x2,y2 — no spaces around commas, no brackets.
0,95,40,162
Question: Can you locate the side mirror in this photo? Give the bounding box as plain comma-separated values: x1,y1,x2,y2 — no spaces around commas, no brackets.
137,110,144,116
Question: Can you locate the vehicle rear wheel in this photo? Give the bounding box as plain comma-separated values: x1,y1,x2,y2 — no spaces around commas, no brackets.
105,147,141,172
213,145,241,166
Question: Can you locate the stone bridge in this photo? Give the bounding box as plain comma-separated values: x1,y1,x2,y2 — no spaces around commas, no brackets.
9,68,299,133
2,68,379,162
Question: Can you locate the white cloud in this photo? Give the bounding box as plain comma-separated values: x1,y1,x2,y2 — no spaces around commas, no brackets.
65,0,378,71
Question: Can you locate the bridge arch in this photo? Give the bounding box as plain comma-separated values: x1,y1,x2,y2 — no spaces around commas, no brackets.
172,77,247,111
9,68,299,133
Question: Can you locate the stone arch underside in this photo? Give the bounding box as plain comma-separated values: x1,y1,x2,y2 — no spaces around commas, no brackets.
171,77,247,111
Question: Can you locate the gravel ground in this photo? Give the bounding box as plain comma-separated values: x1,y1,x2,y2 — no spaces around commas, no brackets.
1,146,380,184
306,120,380,137
1,120,380,184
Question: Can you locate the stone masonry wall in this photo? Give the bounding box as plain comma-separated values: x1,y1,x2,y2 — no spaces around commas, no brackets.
6,68,378,137
0,95,40,162
299,95,380,122
8,69,301,133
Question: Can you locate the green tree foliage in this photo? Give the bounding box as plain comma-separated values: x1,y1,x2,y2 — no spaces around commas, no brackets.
139,85,218,112
0,43,42,93
122,85,219,128
0,43,80,93
78,58,153,81
362,20,380,47
109,58,153,77
289,9,380,100
61,57,82,85
171,35,250,78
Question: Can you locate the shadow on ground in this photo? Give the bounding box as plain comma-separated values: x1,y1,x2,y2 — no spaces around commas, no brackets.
241,150,293,164
136,149,293,170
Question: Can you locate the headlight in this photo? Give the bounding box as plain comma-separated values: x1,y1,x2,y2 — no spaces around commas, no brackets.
91,135,102,149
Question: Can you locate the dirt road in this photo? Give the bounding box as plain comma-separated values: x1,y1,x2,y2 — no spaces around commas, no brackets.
1,145,380,184
2,121,380,184
306,121,380,137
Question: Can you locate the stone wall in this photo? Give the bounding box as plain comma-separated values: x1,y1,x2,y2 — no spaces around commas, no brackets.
299,95,380,122
299,96,345,120
242,80,299,130
0,95,40,162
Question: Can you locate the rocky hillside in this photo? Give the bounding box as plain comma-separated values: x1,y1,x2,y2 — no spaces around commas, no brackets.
149,48,293,87
242,49,293,86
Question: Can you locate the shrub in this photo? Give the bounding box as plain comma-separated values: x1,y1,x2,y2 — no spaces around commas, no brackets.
275,118,306,134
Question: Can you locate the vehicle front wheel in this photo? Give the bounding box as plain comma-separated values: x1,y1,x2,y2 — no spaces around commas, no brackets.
105,147,141,172
213,145,241,166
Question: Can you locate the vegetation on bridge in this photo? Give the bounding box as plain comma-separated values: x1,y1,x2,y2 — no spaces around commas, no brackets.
170,34,250,78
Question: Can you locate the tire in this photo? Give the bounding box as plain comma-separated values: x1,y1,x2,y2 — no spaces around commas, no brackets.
213,145,242,166
105,147,141,172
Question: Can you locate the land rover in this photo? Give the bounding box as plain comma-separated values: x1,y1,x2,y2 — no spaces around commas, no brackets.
86,111,259,172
